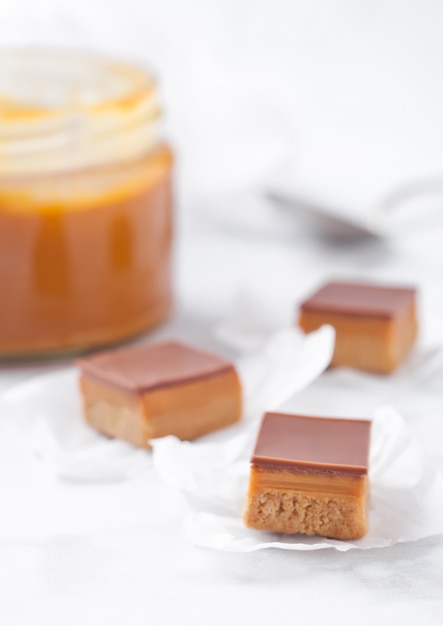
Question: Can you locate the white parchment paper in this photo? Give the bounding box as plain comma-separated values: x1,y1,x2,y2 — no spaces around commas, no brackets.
2,324,442,550
0,326,334,484
151,406,443,552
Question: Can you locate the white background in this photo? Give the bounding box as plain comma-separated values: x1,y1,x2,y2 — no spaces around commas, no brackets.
1,2,443,624
2,0,443,196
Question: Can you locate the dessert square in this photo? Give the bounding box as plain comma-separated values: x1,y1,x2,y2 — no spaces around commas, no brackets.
78,341,242,448
243,412,371,540
298,280,418,373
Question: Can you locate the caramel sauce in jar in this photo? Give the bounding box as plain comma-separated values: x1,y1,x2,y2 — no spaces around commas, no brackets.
0,48,174,358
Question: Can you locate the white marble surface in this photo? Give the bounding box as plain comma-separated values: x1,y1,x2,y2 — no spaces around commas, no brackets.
1,196,443,626
1,1,443,624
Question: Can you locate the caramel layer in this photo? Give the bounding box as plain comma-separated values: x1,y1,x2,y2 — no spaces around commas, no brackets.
141,367,242,441
249,466,367,497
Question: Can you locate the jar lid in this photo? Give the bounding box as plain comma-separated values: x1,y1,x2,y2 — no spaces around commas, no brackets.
0,47,162,175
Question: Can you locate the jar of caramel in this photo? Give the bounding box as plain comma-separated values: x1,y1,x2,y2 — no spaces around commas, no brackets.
0,48,174,358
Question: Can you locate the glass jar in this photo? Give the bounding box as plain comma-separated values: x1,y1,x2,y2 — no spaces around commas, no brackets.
0,47,174,359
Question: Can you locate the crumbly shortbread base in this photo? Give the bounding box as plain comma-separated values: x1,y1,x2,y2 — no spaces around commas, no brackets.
243,476,369,540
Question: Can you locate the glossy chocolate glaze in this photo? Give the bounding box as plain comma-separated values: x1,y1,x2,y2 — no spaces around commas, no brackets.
300,281,416,319
78,340,234,392
252,413,371,476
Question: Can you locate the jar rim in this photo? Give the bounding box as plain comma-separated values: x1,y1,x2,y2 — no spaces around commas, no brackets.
0,46,162,175
0,45,157,121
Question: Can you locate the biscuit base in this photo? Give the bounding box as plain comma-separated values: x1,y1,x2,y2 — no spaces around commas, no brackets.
243,470,369,540
80,368,242,448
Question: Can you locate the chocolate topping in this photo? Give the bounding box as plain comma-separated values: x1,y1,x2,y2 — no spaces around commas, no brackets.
300,281,416,319
77,341,234,392
252,413,371,475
